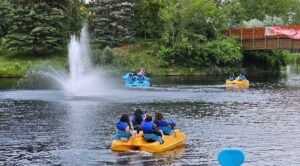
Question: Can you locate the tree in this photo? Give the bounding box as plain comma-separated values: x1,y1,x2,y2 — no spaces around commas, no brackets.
4,2,68,55
239,0,300,24
90,0,137,46
133,0,164,39
221,0,246,28
160,0,224,46
0,0,11,38
3,0,86,55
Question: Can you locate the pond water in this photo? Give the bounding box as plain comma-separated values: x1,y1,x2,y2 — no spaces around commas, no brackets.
0,66,300,165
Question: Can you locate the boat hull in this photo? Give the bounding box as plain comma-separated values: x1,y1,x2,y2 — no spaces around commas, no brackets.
122,72,151,88
225,80,249,87
111,130,185,153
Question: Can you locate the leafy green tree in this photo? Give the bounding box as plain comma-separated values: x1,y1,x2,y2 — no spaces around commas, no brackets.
203,37,243,66
133,0,164,39
221,0,246,28
239,0,299,23
160,0,224,46
90,0,137,46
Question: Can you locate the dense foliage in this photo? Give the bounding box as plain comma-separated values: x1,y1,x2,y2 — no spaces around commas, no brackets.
0,0,85,55
156,36,242,67
243,50,289,69
239,0,300,23
1,0,299,71
90,0,136,46
132,0,163,39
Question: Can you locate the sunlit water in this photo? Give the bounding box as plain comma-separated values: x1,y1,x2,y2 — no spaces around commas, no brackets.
0,66,300,165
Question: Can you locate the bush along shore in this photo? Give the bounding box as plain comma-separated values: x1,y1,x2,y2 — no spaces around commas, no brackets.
0,40,297,78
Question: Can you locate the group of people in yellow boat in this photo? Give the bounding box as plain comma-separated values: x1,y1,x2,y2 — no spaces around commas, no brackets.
228,72,246,81
113,109,176,144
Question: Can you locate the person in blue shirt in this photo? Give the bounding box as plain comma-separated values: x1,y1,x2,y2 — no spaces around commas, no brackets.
228,72,235,81
141,115,164,144
113,114,135,141
154,112,176,135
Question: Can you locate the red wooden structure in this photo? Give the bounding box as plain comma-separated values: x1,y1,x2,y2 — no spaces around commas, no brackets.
222,27,300,50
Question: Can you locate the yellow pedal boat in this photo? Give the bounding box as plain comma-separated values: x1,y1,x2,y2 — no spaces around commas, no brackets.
111,130,185,153
225,80,249,87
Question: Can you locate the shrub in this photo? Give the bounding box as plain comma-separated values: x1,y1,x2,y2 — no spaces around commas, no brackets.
156,37,243,68
91,46,117,65
243,50,289,69
203,37,243,67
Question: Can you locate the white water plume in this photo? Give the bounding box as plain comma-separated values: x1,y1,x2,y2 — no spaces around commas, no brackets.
36,25,107,96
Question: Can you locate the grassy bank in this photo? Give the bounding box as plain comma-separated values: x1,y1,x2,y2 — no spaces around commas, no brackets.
0,50,67,77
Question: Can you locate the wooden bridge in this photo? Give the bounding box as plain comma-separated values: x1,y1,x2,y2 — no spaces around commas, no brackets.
222,26,300,50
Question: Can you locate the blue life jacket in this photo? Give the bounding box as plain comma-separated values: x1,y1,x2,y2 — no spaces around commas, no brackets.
228,76,235,81
156,120,169,127
156,120,175,135
239,75,245,80
137,75,145,82
141,121,153,134
116,122,128,131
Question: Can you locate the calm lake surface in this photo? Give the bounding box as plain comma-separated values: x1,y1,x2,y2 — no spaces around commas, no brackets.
0,66,300,165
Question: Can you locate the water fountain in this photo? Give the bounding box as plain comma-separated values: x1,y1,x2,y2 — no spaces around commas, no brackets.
39,25,107,96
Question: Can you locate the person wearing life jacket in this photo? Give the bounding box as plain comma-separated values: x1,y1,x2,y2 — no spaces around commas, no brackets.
128,72,134,81
141,115,164,144
113,114,135,141
136,75,145,83
228,72,235,81
131,109,146,133
236,72,246,81
154,112,176,135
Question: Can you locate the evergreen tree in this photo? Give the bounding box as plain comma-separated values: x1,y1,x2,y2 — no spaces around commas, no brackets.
90,0,136,46
4,2,68,55
2,0,86,55
0,0,11,38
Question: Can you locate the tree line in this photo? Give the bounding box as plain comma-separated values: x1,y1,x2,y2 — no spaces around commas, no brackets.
1,0,299,68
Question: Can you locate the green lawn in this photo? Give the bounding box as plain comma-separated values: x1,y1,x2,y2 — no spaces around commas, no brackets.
0,51,67,77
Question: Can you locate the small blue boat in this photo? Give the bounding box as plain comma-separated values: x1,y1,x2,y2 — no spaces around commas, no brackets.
122,72,151,88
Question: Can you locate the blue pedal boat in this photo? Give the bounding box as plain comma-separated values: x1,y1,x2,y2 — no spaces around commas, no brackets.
122,72,151,88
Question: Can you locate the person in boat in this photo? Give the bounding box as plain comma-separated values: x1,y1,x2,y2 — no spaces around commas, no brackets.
236,72,246,81
228,72,235,81
136,74,145,82
137,65,145,76
141,115,164,144
131,109,146,133
154,112,176,135
128,72,134,82
113,114,135,141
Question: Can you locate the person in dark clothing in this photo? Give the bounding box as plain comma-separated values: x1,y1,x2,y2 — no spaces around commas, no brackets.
131,109,145,133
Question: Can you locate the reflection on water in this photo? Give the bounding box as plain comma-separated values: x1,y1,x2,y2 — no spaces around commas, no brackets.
0,65,300,165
